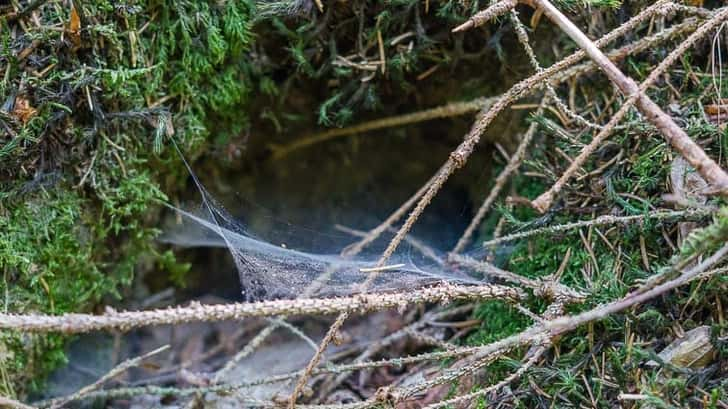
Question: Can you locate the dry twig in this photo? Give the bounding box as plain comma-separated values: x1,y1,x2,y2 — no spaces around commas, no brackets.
529,1,728,212
0,284,523,334
451,100,546,254
45,345,170,409
481,208,710,248
270,99,496,159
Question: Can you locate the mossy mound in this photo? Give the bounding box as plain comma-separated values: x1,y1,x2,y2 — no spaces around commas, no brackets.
1,0,255,396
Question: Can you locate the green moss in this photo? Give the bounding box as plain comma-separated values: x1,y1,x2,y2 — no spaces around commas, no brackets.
0,176,169,394
1,190,108,313
0,0,255,396
467,301,531,346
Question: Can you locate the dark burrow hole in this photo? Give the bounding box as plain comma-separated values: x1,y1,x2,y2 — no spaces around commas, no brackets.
150,14,544,301
168,111,522,301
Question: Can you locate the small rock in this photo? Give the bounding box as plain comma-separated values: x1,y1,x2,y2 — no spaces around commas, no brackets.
655,325,715,369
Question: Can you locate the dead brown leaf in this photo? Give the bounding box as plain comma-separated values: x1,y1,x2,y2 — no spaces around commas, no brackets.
703,102,728,129
68,4,81,47
12,96,37,124
703,104,728,116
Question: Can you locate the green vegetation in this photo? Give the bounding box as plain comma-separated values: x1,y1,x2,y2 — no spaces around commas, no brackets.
2,0,725,406
465,54,728,406
0,0,255,397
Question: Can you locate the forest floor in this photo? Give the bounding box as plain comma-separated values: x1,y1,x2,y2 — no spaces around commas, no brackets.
1,1,728,408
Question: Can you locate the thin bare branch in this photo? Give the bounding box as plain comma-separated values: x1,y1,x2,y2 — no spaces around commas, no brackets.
451,100,545,254
336,224,443,265
340,163,445,257
46,345,170,409
450,254,587,302
480,208,710,248
0,284,523,334
271,98,496,160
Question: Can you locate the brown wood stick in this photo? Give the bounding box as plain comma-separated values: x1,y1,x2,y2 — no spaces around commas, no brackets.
530,0,728,212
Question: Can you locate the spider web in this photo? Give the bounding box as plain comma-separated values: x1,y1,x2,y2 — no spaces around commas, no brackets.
162,145,488,301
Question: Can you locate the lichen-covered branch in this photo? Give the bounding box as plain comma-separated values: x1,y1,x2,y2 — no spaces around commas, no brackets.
0,284,524,334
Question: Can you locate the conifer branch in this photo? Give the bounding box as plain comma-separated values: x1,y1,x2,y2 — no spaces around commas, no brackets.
529,0,728,212
0,284,524,334
452,0,519,33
